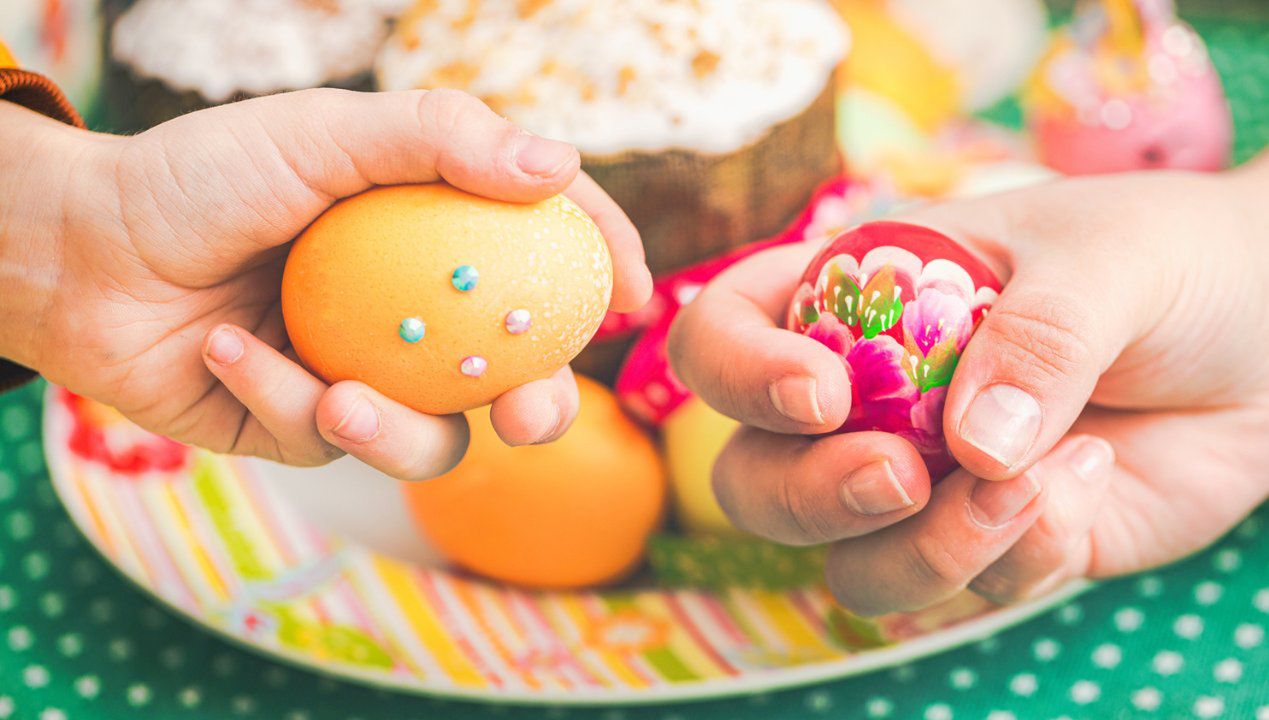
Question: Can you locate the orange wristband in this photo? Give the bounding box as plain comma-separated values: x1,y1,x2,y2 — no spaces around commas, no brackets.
0,40,85,390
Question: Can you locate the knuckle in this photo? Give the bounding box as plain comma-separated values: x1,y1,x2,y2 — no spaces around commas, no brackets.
776,473,836,545
418,88,489,135
982,298,1097,384
969,571,1031,604
906,533,973,590
824,546,889,617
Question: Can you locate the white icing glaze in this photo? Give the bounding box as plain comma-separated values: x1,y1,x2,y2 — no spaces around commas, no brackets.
112,0,412,101
375,0,848,155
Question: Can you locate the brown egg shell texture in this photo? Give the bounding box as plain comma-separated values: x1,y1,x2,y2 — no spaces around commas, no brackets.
282,184,613,415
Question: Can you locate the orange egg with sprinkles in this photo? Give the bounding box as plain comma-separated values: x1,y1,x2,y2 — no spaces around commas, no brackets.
281,183,613,415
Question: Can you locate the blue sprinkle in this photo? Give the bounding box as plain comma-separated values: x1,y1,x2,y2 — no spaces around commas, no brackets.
398,317,426,343
451,265,479,292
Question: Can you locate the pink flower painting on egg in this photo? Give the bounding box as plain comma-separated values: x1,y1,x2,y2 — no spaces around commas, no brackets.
788,222,1002,479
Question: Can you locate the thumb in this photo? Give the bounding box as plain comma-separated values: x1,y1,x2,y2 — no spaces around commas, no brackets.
124,87,582,283
904,196,1147,481
242,87,581,203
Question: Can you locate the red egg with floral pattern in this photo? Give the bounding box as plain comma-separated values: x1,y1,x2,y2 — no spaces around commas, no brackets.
786,222,1002,479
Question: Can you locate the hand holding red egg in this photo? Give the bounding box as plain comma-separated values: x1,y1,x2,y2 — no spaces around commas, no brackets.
668,170,1269,615
785,222,1002,479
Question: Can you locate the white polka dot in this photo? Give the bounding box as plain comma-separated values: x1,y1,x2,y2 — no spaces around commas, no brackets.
1234,623,1263,648
1153,650,1184,675
160,646,185,669
7,512,33,541
213,654,238,676
600,711,623,720
1070,680,1101,704
23,665,49,689
75,675,100,699
805,691,832,712
127,683,152,706
1133,687,1162,711
1010,673,1038,697
0,472,15,502
1213,658,1243,683
141,607,168,629
949,667,976,690
71,558,100,586
109,638,132,660
23,552,49,580
1194,696,1225,718
52,522,77,546
987,712,1016,720
0,697,13,719
1056,603,1083,625
1115,607,1145,632
1256,706,1269,720
891,665,917,682
7,626,32,652
1214,549,1242,573
16,442,42,474
1255,589,1269,614
1195,581,1224,605
39,593,64,619
38,710,65,720
1092,643,1122,669
88,598,113,623
1137,576,1164,597
285,712,310,720
865,696,894,718
179,687,202,708
976,637,1000,654
264,667,289,687
0,586,15,612
1033,638,1061,661
57,633,83,658
231,695,256,715
924,703,953,720
1175,614,1205,639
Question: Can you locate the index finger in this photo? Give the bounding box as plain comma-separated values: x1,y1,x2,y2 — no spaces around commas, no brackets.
667,243,850,434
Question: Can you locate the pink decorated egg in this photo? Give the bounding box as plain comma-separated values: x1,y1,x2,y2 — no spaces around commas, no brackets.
1024,0,1231,175
786,222,1002,479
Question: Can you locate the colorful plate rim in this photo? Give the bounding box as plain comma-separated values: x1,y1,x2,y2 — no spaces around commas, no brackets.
41,385,1090,706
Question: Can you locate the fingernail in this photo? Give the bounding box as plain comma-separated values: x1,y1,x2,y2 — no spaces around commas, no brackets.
841,461,913,516
1068,437,1115,482
769,375,825,426
205,328,244,365
969,474,1042,528
332,394,379,443
514,132,574,177
959,384,1042,468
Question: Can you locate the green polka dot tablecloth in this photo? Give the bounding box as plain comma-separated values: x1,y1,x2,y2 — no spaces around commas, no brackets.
5,11,1269,720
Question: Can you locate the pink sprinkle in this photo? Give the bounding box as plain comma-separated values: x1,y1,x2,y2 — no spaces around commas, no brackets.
504,309,532,335
460,356,488,378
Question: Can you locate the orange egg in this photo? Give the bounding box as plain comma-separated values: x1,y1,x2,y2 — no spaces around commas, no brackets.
282,184,613,415
401,376,667,589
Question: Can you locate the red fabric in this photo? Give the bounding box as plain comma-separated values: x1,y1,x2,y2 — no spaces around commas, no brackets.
613,177,859,425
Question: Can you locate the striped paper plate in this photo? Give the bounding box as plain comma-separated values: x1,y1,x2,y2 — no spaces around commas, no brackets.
42,385,1086,705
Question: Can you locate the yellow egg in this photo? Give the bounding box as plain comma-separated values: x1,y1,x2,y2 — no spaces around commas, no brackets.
282,184,613,415
663,396,743,535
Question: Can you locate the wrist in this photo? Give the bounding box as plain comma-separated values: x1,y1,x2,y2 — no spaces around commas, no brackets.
0,102,96,370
